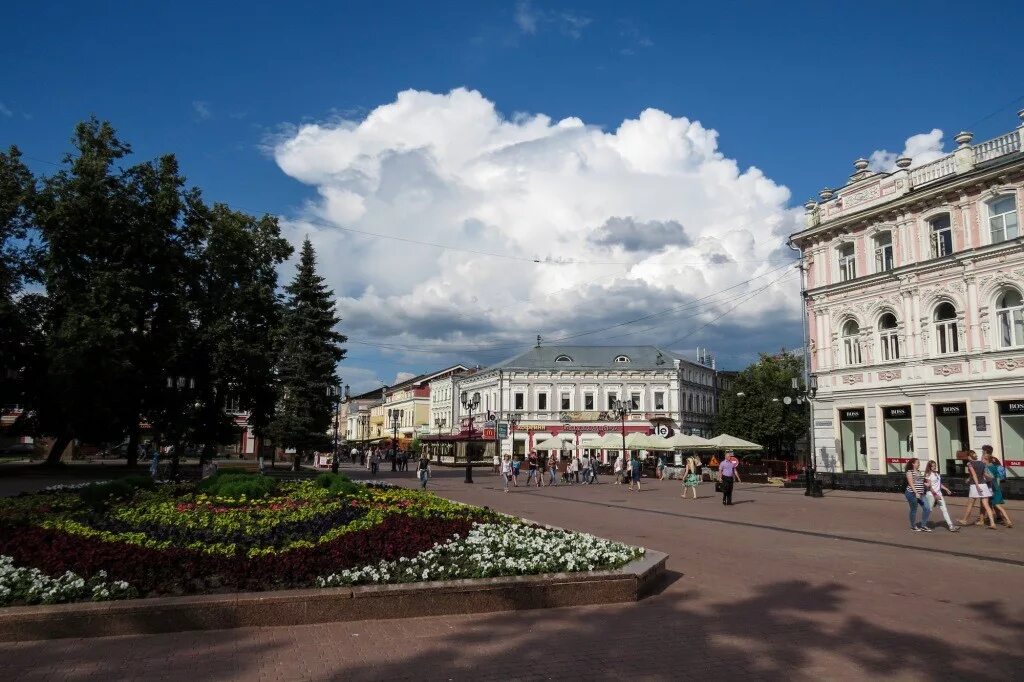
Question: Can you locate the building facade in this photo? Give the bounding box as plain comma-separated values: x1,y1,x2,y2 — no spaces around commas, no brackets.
377,365,469,446
791,112,1024,478
338,387,384,443
428,367,476,434
452,345,720,463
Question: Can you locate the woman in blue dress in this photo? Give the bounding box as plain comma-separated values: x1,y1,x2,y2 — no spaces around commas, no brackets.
987,456,1014,528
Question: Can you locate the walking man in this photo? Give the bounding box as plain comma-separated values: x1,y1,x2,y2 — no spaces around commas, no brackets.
417,453,431,489
719,450,741,505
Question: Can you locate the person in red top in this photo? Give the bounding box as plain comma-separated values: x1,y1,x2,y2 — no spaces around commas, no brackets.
718,451,741,506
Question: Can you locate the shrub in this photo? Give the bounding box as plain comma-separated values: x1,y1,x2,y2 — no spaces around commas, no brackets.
79,477,153,510
198,473,277,499
314,472,350,488
314,472,357,496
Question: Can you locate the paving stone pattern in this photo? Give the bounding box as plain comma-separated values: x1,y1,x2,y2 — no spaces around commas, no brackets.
0,464,1022,681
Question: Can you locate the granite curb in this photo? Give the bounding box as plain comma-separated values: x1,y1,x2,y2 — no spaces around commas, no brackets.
0,550,667,642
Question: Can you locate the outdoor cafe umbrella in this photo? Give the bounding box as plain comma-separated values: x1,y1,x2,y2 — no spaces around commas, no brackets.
534,434,575,451
706,433,763,451
665,433,716,450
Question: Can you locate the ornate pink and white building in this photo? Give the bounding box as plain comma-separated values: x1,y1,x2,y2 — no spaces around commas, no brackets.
791,112,1024,479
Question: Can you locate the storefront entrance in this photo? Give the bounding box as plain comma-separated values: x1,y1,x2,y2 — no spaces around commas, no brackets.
882,405,913,473
998,400,1024,478
839,408,867,472
933,403,968,476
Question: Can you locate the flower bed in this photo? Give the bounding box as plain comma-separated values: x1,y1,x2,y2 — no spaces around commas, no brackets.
0,474,643,606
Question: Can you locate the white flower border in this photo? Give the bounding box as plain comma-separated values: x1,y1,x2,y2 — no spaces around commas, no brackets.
0,556,138,607
317,522,644,587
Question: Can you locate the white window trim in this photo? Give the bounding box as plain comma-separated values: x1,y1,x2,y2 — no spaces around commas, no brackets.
988,193,1019,245
995,289,1024,349
873,231,894,273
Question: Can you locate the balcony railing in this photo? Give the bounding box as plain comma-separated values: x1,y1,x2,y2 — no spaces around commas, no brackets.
973,130,1022,164
909,154,957,187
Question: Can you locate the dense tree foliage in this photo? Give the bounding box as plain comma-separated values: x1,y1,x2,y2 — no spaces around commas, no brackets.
712,351,808,458
0,118,339,469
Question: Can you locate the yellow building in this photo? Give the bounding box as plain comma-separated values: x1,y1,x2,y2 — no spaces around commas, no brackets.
379,365,469,448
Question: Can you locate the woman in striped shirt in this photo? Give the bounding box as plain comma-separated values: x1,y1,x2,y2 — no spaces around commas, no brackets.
904,459,932,532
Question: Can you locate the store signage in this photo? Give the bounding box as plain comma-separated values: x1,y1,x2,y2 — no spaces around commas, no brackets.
483,427,496,439
839,408,864,421
998,401,1024,415
885,457,913,464
934,403,966,417
652,424,673,437
814,419,833,427
497,423,509,439
560,411,608,422
883,406,911,419
1005,460,1024,467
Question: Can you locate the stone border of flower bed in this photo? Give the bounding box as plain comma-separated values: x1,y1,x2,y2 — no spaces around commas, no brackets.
0,550,666,641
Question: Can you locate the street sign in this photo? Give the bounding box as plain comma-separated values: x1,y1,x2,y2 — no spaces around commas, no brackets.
497,423,509,439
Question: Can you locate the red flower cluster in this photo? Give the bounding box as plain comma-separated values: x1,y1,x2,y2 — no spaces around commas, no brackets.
0,515,473,595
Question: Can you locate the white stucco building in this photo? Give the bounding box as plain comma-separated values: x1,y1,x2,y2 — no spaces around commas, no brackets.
452,345,720,462
791,112,1024,479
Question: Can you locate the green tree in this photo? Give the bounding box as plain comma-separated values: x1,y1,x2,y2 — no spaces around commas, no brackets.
712,351,807,458
270,238,346,470
0,146,43,429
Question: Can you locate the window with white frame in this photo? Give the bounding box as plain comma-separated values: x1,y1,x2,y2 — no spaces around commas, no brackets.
607,392,617,410
614,355,631,364
555,354,573,363
878,312,901,361
988,194,1019,244
929,214,953,257
560,392,570,410
630,392,640,410
842,320,862,365
934,302,959,355
996,288,1024,348
654,391,665,410
874,231,894,272
838,243,856,281
584,392,594,410
514,392,524,410
537,393,548,411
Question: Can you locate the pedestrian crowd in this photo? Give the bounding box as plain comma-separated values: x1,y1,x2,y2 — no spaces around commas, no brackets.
903,444,1013,532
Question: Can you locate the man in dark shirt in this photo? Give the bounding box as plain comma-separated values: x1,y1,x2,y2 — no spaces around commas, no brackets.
957,448,996,528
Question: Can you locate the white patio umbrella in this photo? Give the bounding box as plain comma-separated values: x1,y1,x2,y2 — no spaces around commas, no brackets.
665,433,716,450
706,433,763,451
588,432,627,449
533,436,569,451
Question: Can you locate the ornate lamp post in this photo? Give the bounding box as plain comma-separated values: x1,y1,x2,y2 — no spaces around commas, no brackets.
508,411,522,463
330,384,349,474
390,411,400,472
461,390,480,483
612,399,631,467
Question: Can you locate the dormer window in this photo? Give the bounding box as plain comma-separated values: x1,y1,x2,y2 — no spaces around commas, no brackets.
554,354,573,363
614,355,631,364
838,243,856,282
929,214,953,257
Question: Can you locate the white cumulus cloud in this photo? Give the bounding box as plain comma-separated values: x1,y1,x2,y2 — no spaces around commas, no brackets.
272,88,802,372
868,128,945,172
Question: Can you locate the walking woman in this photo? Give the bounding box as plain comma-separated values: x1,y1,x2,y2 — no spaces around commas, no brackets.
682,453,701,499
628,453,643,491
548,453,559,486
613,453,624,485
957,449,997,529
923,460,959,532
988,456,1014,528
500,454,513,493
904,458,932,532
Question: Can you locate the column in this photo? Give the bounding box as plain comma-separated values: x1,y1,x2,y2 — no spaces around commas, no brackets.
966,275,980,352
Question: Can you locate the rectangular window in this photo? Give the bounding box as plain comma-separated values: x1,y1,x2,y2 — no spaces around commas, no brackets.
561,393,570,410
630,392,640,410
874,232,894,272
936,321,959,355
654,391,665,410
514,392,524,410
930,215,953,257
880,332,901,361
584,393,594,410
838,243,856,281
607,392,618,410
989,195,1019,243
538,393,548,411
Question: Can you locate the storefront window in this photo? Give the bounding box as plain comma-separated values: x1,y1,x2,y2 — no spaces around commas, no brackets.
998,401,1024,478
933,403,968,475
839,408,867,471
882,406,913,473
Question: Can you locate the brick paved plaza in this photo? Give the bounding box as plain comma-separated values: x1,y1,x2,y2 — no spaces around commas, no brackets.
1,465,1021,681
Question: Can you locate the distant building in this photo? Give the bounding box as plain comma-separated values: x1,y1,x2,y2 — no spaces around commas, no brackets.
374,365,470,448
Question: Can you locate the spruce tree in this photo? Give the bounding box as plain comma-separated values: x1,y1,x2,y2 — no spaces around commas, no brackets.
270,238,345,470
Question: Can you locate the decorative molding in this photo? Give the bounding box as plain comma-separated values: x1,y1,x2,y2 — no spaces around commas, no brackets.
877,369,902,382
994,358,1024,371
933,364,963,377
841,373,864,385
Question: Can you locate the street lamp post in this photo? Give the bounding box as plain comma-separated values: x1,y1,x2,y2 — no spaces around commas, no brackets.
460,391,480,483
612,399,631,473
390,412,400,472
331,384,349,474
508,411,522,464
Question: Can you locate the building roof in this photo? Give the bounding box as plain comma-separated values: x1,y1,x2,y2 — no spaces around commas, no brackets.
388,364,470,392
490,345,685,371
347,387,384,401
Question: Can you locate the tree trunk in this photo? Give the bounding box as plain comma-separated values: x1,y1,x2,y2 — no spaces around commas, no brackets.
201,442,216,464
43,433,73,466
170,441,182,481
126,423,140,468
292,450,302,472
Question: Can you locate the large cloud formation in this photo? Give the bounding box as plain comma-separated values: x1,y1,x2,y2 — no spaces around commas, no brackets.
273,89,802,381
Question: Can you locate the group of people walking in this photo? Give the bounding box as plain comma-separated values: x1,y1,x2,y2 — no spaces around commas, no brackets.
904,445,1013,532
498,451,602,492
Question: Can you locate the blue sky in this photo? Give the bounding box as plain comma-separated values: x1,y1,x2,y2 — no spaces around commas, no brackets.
4,1,1023,391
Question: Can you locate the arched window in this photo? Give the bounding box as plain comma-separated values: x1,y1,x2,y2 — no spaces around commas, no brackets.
934,302,959,355
842,320,862,366
874,231,894,272
929,214,953,257
554,354,573,363
838,243,856,281
878,313,901,361
988,194,1019,243
996,288,1024,348
614,355,631,364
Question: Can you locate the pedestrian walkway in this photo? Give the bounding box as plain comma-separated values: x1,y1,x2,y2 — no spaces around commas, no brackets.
1,464,1022,681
